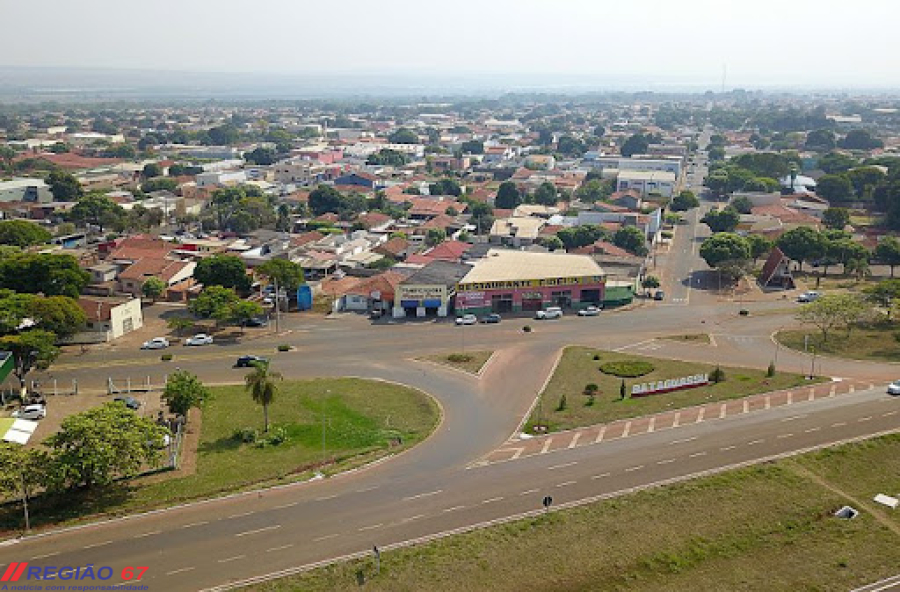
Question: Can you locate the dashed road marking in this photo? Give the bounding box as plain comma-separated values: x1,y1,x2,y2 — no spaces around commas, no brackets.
520,489,539,496
181,521,209,529
804,427,821,433
594,426,607,444
859,416,872,422
568,433,582,449
657,459,677,465
235,525,281,537
82,540,111,549
403,489,443,501
885,411,898,417
133,531,161,539
218,555,246,563
358,524,382,532
591,472,610,480
781,415,807,422
273,501,299,510
31,552,59,560
401,514,425,524
556,481,577,488
777,433,795,439
316,494,338,501
672,436,696,445
689,452,707,458
832,422,847,427
443,506,466,513
356,486,379,493
548,461,578,471
720,445,736,451
266,544,294,552
625,465,644,472
748,439,764,446
314,534,339,541
229,511,255,519
540,438,554,454
482,497,504,504
166,567,195,576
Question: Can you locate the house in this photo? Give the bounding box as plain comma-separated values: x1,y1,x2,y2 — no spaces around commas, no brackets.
489,217,546,248
759,247,796,290
0,178,54,203
333,271,406,314
424,240,472,262
333,172,379,190
73,296,143,343
616,170,676,197
117,258,196,299
374,236,410,260
407,198,465,220
525,155,556,170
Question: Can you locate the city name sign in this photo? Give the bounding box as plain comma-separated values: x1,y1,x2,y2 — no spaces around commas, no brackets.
631,374,709,398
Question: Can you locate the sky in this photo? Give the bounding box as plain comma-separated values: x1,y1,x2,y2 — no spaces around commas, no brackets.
3,0,900,90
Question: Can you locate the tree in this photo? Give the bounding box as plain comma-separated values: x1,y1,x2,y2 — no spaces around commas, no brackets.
0,220,51,247
621,133,649,157
0,252,89,298
705,170,729,198
875,237,900,277
730,195,754,214
805,129,836,151
818,152,858,174
816,174,854,202
141,177,178,193
641,275,660,296
822,207,851,230
388,128,419,144
166,316,195,337
205,124,240,146
425,228,446,246
556,135,585,156
429,178,462,197
671,190,699,212
27,295,86,337
70,194,124,231
46,402,168,490
532,182,558,206
777,227,827,272
746,234,774,262
846,166,885,199
0,443,49,528
731,153,793,179
839,129,883,151
701,208,740,233
699,233,751,268
257,259,305,293
194,255,250,291
367,149,407,167
189,285,242,326
141,277,166,302
244,361,283,433
575,179,613,203
244,147,277,165
460,140,484,154
845,256,871,281
46,170,84,201
797,293,869,342
0,330,59,396
162,370,211,419
308,185,345,216
141,163,162,178
863,279,900,309
613,226,648,256
542,236,564,251
495,181,522,209
231,300,264,333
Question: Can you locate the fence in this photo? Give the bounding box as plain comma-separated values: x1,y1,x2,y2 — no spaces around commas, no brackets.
107,376,168,396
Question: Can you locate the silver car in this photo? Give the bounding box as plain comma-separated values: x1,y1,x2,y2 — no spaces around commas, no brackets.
184,333,214,346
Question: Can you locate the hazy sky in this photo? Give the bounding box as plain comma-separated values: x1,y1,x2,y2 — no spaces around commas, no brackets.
4,0,900,88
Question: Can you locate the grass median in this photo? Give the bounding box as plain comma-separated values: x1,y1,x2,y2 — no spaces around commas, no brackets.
0,378,440,531
249,434,900,592
526,346,817,433
778,328,900,363
419,351,494,375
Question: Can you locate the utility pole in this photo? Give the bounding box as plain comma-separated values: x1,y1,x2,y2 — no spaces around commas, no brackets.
273,277,281,334
20,470,29,531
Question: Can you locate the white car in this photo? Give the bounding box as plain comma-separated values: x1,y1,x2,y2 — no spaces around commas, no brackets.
797,291,821,303
535,307,563,320
577,306,601,316
455,314,477,325
888,381,900,395
12,404,46,420
141,337,170,350
184,333,214,346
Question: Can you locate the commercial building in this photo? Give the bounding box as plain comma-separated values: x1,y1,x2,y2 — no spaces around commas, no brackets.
0,178,54,203
455,249,605,315
73,296,144,343
393,260,472,318
616,170,677,197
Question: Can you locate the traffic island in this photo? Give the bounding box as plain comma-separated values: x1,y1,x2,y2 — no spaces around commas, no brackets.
419,351,495,375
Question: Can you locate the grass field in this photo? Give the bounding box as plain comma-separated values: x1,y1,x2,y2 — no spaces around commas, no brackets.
0,378,440,531
420,351,494,375
659,333,711,344
526,347,817,433
249,434,900,592
778,327,900,362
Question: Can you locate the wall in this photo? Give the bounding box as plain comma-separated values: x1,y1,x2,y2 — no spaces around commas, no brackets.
108,298,144,339
456,281,605,315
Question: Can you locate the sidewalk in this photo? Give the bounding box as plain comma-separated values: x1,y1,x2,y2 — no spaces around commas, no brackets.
470,378,876,468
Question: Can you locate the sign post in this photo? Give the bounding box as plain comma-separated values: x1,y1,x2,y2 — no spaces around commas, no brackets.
542,495,553,512
373,545,380,575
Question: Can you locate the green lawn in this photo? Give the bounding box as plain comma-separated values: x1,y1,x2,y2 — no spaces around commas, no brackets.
0,378,440,531
420,351,494,375
778,327,900,362
526,347,817,433
250,434,900,592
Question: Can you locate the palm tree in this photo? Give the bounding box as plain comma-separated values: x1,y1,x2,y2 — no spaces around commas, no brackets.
244,361,282,432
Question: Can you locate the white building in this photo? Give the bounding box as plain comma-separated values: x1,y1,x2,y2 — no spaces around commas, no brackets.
196,170,247,188
75,296,144,342
616,170,677,197
0,178,54,203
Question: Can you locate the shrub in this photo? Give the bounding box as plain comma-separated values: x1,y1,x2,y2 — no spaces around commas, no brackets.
739,309,750,316
261,426,288,447
592,354,601,361
599,360,655,378
161,353,173,361
620,379,627,400
277,344,291,352
522,325,532,333
447,353,473,363
767,362,776,377
586,394,595,407
234,427,258,443
710,366,726,383
583,383,599,396
556,394,567,411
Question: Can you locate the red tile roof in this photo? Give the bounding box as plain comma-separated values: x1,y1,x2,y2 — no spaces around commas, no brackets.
424,240,471,261
118,258,191,282
337,271,405,300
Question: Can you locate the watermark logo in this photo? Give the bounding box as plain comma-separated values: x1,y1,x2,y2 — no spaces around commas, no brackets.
1,562,28,582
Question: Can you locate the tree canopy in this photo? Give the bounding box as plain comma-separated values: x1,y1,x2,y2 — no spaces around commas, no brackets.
700,233,751,269
701,208,740,233
0,220,51,247
47,170,84,201
257,258,305,292
194,254,250,292
388,128,419,144
777,226,827,272
163,370,211,418
495,181,522,209
0,252,90,298
671,190,699,212
612,226,648,256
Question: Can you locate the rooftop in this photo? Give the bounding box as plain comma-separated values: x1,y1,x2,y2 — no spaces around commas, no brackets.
460,249,605,284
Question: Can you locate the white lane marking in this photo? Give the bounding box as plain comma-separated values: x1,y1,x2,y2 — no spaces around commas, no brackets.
622,421,632,437
31,552,59,560
568,432,582,449
401,514,425,523
832,422,847,427
591,472,611,479
781,415,807,422
672,436,696,445
859,416,873,422
313,534,338,541
358,524,382,532
743,400,749,413
443,506,466,513
884,411,898,417
720,445,736,451
556,481,577,488
689,452,707,458
181,521,209,529
266,544,294,552
672,413,681,428
787,391,793,405
273,501,299,510
548,461,578,471
166,567,195,576
765,396,771,410
777,433,795,439
218,555,246,563
804,427,821,433
648,417,656,433
520,488,539,496
316,494,338,501
594,426,607,444
402,489,443,501
482,497,504,504
696,408,706,423
229,511,254,519
540,438,554,454
235,525,282,537
356,486,379,493
719,403,727,419
82,540,112,549
657,459,677,465
625,465,644,472
510,447,525,460
748,439,764,445
133,531,161,539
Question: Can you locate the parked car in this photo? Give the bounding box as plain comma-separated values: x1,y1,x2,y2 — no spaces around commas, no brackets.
141,337,169,350
369,309,383,319
888,380,900,395
577,305,601,316
184,333,213,346
12,404,46,420
535,307,563,320
797,291,821,303
114,396,141,410
653,291,665,301
455,314,478,325
242,317,268,328
480,313,502,324
235,355,269,368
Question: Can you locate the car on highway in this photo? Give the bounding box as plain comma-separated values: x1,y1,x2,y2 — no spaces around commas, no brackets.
12,404,46,420
184,333,214,346
114,396,141,410
577,305,601,316
888,380,900,395
535,306,563,320
141,337,170,350
455,314,477,325
653,291,665,301
480,313,501,324
796,291,821,303
235,355,269,368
